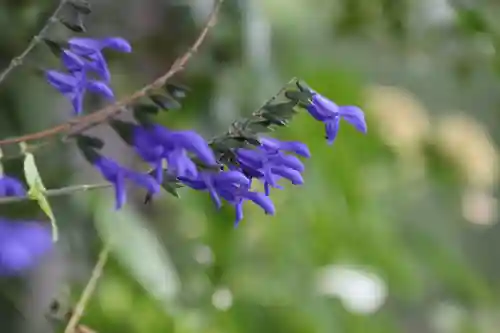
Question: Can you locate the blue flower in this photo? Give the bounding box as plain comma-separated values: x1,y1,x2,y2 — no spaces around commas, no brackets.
45,69,114,115
93,155,160,209
179,170,275,226
306,92,367,144
235,137,308,195
68,37,132,82
0,175,26,197
0,219,53,277
133,124,217,180
259,137,311,158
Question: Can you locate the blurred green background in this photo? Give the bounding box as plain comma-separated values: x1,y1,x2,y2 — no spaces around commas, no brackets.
0,0,499,332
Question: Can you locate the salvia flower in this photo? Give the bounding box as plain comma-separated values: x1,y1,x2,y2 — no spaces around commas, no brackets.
0,175,26,197
179,170,275,225
93,155,160,209
67,37,132,82
133,124,217,180
306,92,367,144
235,137,309,195
45,69,114,115
0,219,53,277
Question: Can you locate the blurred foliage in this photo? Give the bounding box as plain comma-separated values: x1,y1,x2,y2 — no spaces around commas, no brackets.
0,0,500,333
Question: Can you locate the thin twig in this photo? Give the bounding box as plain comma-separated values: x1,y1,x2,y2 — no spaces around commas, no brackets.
64,245,110,333
0,0,224,152
0,182,110,204
0,0,67,84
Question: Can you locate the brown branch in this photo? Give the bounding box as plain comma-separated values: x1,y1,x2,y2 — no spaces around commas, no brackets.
0,0,223,148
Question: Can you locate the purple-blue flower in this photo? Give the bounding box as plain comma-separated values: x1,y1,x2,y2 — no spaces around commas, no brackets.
132,124,217,180
45,69,114,115
67,37,132,82
93,155,161,209
0,219,53,276
259,137,311,158
0,175,26,197
179,170,275,225
306,92,367,144
235,137,309,195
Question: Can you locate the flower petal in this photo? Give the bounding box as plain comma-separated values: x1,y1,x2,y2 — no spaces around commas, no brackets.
113,173,127,210
0,176,26,197
62,50,85,73
173,131,217,166
271,166,304,185
244,191,275,215
275,154,305,172
125,170,161,195
338,105,367,134
281,141,311,158
45,70,76,93
214,171,250,187
100,37,132,52
234,200,244,226
325,116,340,145
86,80,114,99
71,90,85,115
68,37,101,54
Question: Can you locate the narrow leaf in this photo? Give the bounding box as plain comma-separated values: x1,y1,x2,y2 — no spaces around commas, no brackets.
164,83,189,100
58,13,86,33
67,0,91,15
23,153,58,241
150,94,181,110
42,38,66,57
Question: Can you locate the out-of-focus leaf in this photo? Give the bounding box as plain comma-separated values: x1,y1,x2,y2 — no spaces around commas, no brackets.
94,196,181,309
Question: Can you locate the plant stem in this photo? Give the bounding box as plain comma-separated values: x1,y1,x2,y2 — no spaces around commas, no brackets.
0,183,111,204
64,245,110,333
0,0,67,84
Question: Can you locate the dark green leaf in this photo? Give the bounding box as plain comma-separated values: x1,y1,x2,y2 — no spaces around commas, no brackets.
134,104,160,115
133,105,158,126
42,38,66,57
58,13,86,33
150,94,181,110
67,0,91,15
296,80,312,93
164,83,190,100
75,134,105,150
145,172,183,203
109,120,136,146
244,119,275,133
285,90,312,105
261,113,288,126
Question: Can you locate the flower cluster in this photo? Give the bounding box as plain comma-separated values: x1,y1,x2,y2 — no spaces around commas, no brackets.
85,81,368,226
0,176,53,276
45,37,131,115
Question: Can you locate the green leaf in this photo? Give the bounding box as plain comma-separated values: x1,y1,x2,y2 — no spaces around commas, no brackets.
150,94,181,110
67,0,91,15
23,153,58,241
94,196,181,309
58,13,86,33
